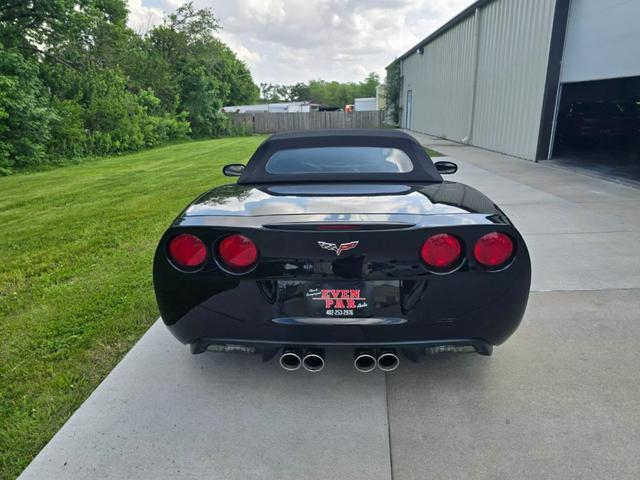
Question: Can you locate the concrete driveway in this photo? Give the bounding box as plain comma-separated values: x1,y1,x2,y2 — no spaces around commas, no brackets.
19,134,640,480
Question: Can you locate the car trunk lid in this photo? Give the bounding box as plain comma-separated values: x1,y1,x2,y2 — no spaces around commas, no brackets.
184,183,475,217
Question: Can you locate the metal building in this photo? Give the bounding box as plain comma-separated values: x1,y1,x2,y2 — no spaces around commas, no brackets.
391,0,640,166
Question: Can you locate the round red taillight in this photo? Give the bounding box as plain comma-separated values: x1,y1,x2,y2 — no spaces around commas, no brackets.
420,233,462,270
168,234,207,268
217,234,258,271
474,232,514,268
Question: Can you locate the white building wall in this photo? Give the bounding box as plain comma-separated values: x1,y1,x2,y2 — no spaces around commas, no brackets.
561,0,640,83
400,0,557,160
472,0,556,159
401,15,476,142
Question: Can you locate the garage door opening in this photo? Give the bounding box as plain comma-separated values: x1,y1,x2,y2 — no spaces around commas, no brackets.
551,76,640,182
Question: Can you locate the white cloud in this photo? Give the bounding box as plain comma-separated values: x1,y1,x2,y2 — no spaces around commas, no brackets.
130,0,476,84
218,32,263,64
127,0,165,34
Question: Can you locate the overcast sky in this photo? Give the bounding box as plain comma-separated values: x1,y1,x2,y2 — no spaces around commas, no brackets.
128,0,475,85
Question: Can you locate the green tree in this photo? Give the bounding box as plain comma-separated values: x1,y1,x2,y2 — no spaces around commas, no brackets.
385,61,402,125
208,40,259,105
289,82,311,102
259,83,291,103
305,73,380,108
357,72,381,98
0,46,55,173
146,2,258,134
0,0,258,174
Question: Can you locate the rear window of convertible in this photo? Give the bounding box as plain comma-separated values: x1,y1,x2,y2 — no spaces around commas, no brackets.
265,147,414,175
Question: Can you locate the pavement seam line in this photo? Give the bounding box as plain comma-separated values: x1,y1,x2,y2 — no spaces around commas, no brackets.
530,287,640,294
522,229,640,235
385,371,395,480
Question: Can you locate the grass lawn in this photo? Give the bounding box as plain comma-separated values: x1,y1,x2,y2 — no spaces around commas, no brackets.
425,147,444,157
0,136,265,479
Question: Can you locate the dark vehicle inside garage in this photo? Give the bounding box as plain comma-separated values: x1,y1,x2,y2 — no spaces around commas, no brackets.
552,76,640,182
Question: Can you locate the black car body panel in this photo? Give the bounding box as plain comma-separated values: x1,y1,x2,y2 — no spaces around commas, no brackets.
153,130,531,360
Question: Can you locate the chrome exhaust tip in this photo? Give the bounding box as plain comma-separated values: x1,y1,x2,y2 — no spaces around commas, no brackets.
302,349,325,372
354,350,377,373
377,351,399,372
279,349,302,371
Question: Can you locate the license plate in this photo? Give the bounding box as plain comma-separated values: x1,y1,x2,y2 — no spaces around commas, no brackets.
305,283,372,318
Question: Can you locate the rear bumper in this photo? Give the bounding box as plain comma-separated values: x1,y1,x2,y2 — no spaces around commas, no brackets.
190,337,493,357
160,271,530,349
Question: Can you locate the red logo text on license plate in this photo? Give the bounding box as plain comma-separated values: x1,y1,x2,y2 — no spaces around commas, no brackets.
308,289,368,316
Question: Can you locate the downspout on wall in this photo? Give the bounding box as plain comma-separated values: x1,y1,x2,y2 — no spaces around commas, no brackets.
463,7,481,144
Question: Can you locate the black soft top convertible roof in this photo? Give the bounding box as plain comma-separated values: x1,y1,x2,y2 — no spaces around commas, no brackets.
237,129,442,184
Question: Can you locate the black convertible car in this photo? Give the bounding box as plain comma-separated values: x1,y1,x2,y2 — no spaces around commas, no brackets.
153,130,531,372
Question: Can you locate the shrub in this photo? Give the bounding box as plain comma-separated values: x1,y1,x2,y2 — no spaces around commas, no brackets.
0,47,56,173
47,99,87,160
140,113,191,147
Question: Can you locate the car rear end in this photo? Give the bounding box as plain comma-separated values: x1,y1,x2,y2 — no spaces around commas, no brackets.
153,207,531,369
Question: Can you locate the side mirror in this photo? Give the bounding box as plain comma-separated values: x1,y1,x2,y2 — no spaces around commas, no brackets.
223,164,245,177
435,161,458,175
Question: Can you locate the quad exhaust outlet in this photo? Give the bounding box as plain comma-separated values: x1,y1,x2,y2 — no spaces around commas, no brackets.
355,349,400,372
376,351,400,372
302,349,325,372
279,349,302,371
280,348,325,372
354,350,377,373
279,348,400,372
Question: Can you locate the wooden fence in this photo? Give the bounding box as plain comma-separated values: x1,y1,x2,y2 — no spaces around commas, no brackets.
227,110,385,134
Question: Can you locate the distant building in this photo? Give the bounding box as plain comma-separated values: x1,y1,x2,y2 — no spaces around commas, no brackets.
222,104,267,114
353,89,386,112
354,97,377,112
222,102,319,113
